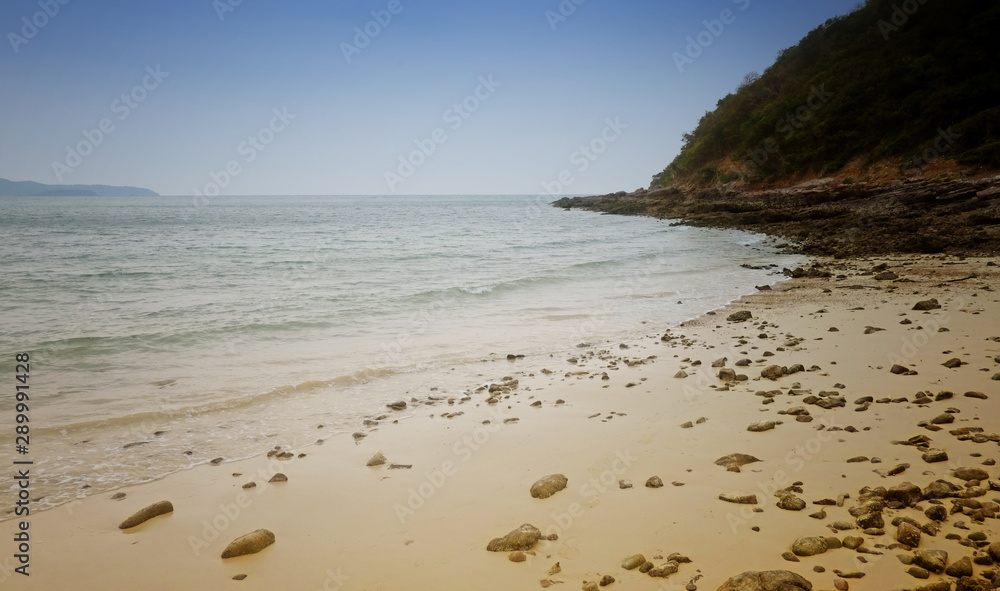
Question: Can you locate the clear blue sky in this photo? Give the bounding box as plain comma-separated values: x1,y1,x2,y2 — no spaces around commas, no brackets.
0,0,860,196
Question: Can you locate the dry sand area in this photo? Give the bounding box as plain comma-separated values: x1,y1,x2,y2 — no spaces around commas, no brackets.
4,255,1000,591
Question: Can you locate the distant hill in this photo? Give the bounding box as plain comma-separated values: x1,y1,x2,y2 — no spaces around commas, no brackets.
0,178,159,197
653,0,1000,189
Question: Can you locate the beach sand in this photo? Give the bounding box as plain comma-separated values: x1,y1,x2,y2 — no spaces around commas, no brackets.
4,255,999,590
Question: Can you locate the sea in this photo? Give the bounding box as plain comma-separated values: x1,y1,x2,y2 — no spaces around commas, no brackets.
0,194,805,515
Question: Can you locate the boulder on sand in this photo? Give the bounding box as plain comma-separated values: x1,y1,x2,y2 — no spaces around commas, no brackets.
221,529,276,559
530,474,569,499
118,500,174,529
717,570,813,591
487,523,541,552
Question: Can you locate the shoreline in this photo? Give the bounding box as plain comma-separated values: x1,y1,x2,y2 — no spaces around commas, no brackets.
2,227,802,518
3,255,999,590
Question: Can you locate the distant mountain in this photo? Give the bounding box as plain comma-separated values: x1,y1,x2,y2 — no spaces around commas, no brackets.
652,0,1000,189
0,178,159,197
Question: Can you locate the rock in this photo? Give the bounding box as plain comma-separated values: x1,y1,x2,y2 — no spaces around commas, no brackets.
842,536,864,550
366,451,387,467
675,370,688,378
908,566,930,579
943,358,963,368
777,494,806,511
954,467,990,481
386,400,407,411
781,552,799,562
888,482,922,506
761,365,786,380
925,505,948,521
583,583,600,591
268,473,287,483
856,511,884,529
646,476,664,489
965,391,988,400
715,453,762,473
531,474,569,499
747,421,777,432
922,449,949,463
897,522,922,547
913,549,948,573
955,577,992,591
719,368,737,381
727,311,753,322
923,479,962,499
619,480,633,489
221,529,276,559
989,541,1000,562
118,500,174,529
792,537,829,557
648,563,679,577
719,491,758,504
946,556,974,577
487,524,541,552
931,413,955,425
716,570,813,591
874,271,898,280
913,299,941,311
110,492,126,501
599,575,615,586
622,554,646,570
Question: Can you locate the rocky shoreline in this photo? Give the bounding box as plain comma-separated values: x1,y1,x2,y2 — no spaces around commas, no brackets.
552,177,1000,258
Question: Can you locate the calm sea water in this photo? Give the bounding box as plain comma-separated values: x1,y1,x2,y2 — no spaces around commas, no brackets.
0,195,804,514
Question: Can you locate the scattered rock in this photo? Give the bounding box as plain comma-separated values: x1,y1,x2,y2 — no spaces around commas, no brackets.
221,529,276,559
913,299,941,311
715,453,762,473
727,311,753,322
268,473,288,483
946,556,974,578
897,522,922,547
922,449,949,463
487,524,541,552
913,549,948,574
716,571,812,591
943,358,963,369
118,500,174,529
792,536,829,557
386,400,407,411
719,491,758,505
747,421,778,432
622,554,646,570
646,476,664,489
954,467,990,482
761,365,786,380
366,451,387,467
530,474,569,499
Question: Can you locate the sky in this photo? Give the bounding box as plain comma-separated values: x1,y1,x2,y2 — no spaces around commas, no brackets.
0,0,861,196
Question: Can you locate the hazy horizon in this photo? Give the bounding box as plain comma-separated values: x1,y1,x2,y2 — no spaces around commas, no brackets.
2,0,859,197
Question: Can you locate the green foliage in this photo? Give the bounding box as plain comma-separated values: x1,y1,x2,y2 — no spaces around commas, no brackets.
651,0,1000,188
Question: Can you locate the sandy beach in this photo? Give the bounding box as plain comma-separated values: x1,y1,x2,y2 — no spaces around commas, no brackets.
5,255,999,590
